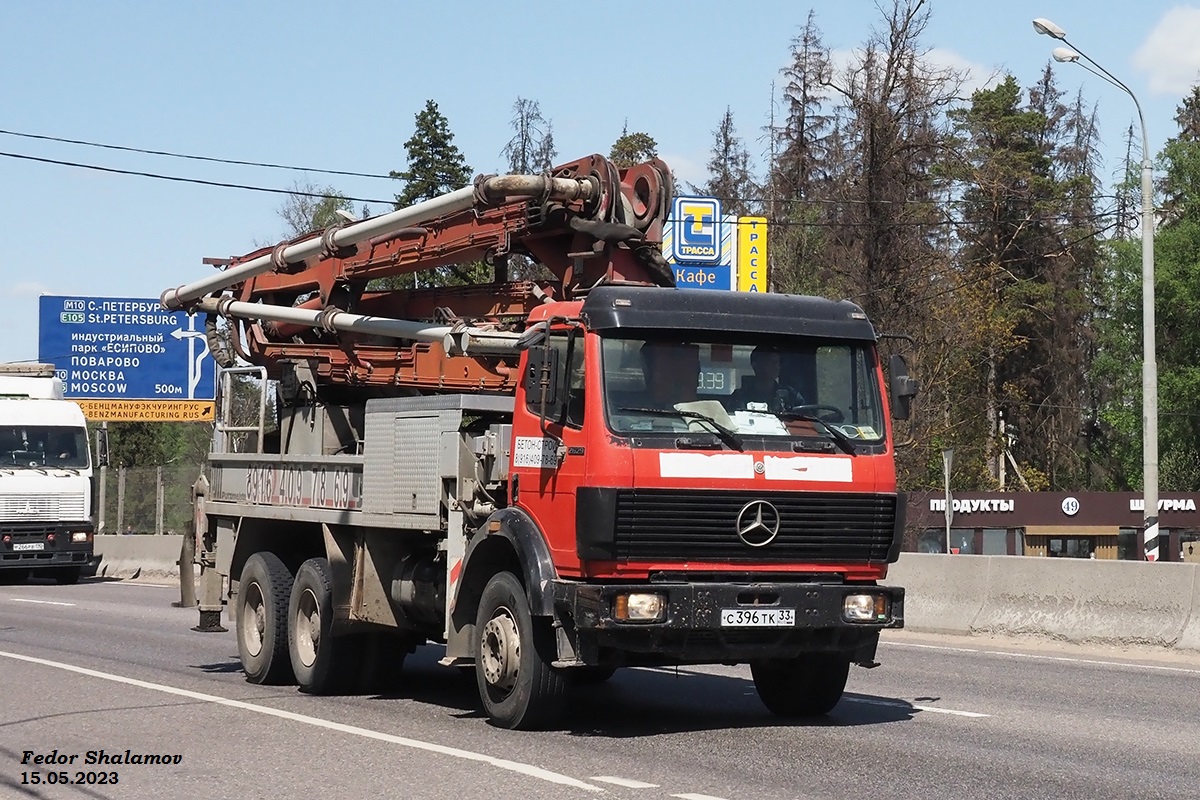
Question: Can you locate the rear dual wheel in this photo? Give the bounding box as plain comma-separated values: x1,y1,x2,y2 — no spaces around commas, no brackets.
236,552,295,685
289,557,366,695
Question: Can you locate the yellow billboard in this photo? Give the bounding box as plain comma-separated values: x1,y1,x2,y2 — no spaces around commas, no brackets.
737,217,768,292
76,399,215,422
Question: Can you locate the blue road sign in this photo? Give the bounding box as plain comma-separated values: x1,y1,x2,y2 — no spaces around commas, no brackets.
37,296,214,401
672,263,734,290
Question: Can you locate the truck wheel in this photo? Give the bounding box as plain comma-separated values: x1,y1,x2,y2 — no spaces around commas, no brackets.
0,569,30,585
289,557,362,695
53,566,82,585
751,654,851,717
236,552,295,685
474,571,566,729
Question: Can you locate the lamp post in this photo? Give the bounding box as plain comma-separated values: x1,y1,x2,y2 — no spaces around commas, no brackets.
1034,18,1160,561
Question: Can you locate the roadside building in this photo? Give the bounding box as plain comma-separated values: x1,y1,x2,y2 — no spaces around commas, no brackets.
905,491,1200,562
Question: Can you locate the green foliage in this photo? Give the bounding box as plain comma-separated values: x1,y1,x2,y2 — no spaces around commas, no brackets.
98,421,212,469
390,100,473,209
383,100,490,288
691,107,758,218
277,181,354,238
609,124,658,168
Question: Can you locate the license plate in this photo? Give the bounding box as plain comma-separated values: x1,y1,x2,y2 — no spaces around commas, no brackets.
12,542,44,552
720,608,795,627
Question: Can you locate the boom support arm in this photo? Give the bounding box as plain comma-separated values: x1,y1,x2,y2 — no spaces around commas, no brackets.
161,155,675,396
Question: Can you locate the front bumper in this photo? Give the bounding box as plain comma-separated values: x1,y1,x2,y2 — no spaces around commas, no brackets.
0,521,93,570
554,580,904,666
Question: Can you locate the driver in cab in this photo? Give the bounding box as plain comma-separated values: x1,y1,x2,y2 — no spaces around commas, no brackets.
730,345,805,412
637,341,700,409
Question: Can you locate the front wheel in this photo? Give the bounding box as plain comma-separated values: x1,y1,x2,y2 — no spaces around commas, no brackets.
0,569,30,585
52,566,81,585
751,653,851,717
474,571,566,730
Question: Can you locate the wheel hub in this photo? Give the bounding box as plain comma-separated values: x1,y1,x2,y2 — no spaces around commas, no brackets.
480,609,520,691
242,583,265,657
295,588,320,668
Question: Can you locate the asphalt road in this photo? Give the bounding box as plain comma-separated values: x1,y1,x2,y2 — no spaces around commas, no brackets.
1,577,1197,800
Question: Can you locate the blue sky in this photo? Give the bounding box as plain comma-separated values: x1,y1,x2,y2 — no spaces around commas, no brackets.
3,1,1198,365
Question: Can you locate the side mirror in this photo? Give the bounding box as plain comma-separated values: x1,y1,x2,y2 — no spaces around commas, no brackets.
524,344,560,413
889,354,919,421
94,427,110,468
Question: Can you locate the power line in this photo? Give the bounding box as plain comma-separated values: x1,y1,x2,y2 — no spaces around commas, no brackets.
0,127,394,180
0,151,395,205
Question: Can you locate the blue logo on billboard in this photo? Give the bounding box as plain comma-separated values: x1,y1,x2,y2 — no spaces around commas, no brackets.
671,197,722,264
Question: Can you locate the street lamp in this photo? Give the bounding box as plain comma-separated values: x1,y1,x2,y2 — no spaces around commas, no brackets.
1034,17,1160,561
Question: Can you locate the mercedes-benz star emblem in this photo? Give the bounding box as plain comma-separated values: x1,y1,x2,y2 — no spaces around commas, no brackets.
735,500,781,547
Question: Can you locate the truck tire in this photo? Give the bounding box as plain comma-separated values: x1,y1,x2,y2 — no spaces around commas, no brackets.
0,569,30,585
288,557,362,695
236,552,295,685
751,654,851,717
52,566,81,585
474,571,566,730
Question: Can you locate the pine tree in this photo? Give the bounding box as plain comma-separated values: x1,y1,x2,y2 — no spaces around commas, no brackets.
388,100,488,286
692,107,757,217
390,100,473,209
609,122,658,167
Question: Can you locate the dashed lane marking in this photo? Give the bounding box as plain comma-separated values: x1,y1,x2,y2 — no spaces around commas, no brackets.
842,696,991,718
591,776,660,788
8,598,76,607
672,793,730,800
0,648,603,793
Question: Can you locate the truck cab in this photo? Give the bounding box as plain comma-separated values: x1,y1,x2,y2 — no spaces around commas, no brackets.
0,365,95,584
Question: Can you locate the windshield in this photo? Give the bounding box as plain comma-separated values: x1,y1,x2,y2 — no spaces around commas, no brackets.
600,335,885,443
0,425,90,469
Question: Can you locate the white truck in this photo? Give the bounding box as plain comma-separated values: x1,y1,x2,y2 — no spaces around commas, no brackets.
0,363,96,584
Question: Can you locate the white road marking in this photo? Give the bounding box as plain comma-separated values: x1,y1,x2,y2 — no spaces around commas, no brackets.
842,696,990,718
591,776,660,788
883,640,1200,676
9,598,76,607
672,793,730,800
0,649,602,793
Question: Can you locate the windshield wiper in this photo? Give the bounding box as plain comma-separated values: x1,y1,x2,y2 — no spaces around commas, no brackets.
618,407,744,451
776,413,858,456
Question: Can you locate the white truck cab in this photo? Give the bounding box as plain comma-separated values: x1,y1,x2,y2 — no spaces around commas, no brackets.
0,364,95,584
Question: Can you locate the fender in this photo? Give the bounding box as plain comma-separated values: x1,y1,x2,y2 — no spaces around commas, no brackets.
455,506,559,618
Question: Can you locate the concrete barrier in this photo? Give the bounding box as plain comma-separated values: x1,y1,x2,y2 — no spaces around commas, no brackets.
971,556,1195,648
85,540,1200,653
93,534,185,579
885,553,990,634
1177,566,1200,653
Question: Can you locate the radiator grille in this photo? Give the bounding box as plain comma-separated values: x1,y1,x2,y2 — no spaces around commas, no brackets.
0,493,87,522
613,490,895,562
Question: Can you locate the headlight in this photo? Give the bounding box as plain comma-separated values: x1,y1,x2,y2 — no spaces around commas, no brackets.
613,592,667,622
843,593,889,623
71,531,90,543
